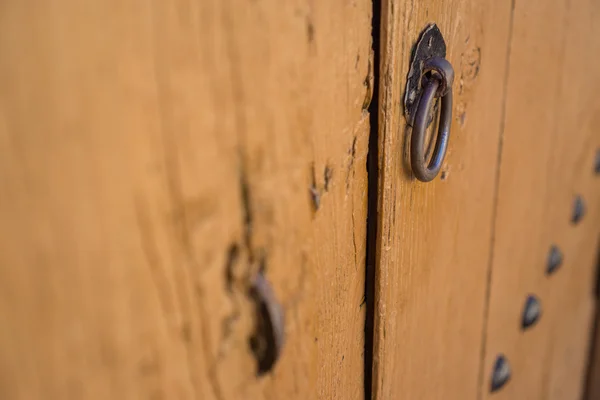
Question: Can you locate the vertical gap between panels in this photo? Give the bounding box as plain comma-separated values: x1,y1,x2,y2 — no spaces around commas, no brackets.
582,243,600,399
364,0,381,399
475,0,517,398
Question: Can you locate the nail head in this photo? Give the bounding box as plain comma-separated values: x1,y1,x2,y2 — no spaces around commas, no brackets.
521,294,541,329
547,245,563,275
491,354,511,392
249,273,285,375
572,195,586,224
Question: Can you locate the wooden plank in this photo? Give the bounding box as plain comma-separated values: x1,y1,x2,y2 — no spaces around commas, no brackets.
0,1,372,399
481,0,600,397
372,0,513,399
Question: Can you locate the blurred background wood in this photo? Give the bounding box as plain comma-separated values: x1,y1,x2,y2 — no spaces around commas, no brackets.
0,1,373,399
481,0,600,397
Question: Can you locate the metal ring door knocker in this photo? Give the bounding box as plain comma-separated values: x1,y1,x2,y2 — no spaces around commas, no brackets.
404,24,455,182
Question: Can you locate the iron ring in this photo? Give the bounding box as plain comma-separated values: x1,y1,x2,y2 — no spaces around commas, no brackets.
410,75,453,182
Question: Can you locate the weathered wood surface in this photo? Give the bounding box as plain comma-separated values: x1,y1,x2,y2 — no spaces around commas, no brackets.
0,1,373,399
372,0,513,398
482,0,600,397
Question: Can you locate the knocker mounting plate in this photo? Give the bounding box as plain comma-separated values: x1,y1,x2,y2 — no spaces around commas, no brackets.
404,24,447,126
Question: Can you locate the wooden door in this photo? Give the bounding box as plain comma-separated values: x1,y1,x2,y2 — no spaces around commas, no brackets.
2,1,600,400
373,1,600,400
0,1,373,399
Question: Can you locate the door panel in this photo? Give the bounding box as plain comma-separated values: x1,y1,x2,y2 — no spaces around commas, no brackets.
373,0,513,399
0,1,372,399
481,0,600,397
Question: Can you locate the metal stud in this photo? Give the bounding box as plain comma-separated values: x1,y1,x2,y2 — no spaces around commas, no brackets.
547,245,563,275
572,195,586,224
249,272,285,375
521,294,541,329
491,354,511,392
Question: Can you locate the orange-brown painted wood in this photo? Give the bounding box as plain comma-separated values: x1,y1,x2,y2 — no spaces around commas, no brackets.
481,0,600,397
0,1,372,399
372,0,513,398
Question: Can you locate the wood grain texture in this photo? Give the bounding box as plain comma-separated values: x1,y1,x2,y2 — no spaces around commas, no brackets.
372,0,513,399
0,1,372,399
481,0,600,398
